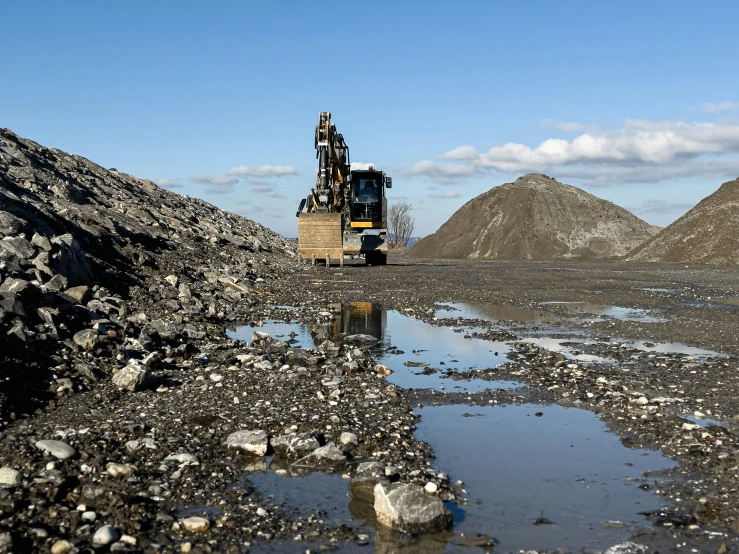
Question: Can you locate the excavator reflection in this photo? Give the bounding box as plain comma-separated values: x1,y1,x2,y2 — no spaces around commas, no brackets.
310,302,387,348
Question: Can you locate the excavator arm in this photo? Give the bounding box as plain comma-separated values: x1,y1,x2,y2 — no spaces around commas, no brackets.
305,112,351,213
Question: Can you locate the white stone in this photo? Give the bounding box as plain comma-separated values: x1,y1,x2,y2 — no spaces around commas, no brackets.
35,440,77,460
92,525,120,545
224,430,269,456
106,463,137,477
181,516,210,533
0,467,20,487
50,540,74,554
339,432,358,446
424,482,438,494
165,453,200,465
374,482,452,534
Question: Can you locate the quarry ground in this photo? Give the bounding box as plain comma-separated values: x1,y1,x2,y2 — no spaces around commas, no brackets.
272,255,739,553
4,254,739,554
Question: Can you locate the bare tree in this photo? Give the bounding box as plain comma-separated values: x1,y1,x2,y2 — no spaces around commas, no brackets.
388,201,415,248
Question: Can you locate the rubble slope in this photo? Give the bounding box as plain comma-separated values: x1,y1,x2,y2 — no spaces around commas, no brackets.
0,128,295,418
626,177,739,264
409,174,660,260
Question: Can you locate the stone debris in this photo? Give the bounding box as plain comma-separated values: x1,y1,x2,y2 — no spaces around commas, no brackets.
373,482,453,534
224,430,269,456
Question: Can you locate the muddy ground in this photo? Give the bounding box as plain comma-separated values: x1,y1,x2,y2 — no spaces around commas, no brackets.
2,255,739,554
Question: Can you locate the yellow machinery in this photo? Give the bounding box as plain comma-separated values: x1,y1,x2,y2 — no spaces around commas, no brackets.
296,112,392,266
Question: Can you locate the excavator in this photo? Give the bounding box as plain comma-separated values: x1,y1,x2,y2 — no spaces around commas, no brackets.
295,112,392,266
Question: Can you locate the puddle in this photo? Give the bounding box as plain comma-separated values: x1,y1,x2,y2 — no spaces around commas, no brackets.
415,404,676,553
435,302,570,324
542,302,666,323
685,414,725,428
628,340,723,357
248,467,355,524
516,337,612,363
229,303,515,392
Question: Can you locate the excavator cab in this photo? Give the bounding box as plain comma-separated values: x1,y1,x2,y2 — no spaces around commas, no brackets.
348,170,386,224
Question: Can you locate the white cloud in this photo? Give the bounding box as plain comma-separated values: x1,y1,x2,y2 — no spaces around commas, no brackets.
154,178,184,189
405,160,484,183
228,165,298,177
411,117,739,185
190,174,239,194
542,120,589,132
629,199,694,217
701,101,739,113
428,191,462,198
351,162,376,170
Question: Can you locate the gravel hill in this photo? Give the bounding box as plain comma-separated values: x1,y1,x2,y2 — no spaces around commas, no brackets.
0,127,296,418
409,173,660,260
626,177,739,264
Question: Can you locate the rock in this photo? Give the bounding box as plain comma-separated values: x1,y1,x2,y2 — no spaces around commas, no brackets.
181,516,210,533
271,433,321,458
0,532,11,554
256,507,268,517
165,453,200,465
165,275,178,286
63,285,92,304
293,442,346,469
224,429,269,456
92,525,120,545
73,328,99,351
112,362,154,391
35,440,77,460
424,482,438,494
373,482,452,534
340,432,358,446
51,234,93,285
605,542,648,554
0,467,20,487
106,463,137,477
50,540,74,554
1,236,36,259
343,334,379,345
31,233,53,252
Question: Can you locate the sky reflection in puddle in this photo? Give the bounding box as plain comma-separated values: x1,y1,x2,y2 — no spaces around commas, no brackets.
415,403,676,553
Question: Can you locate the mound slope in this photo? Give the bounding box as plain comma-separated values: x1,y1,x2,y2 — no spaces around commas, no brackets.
626,177,739,264
410,174,659,260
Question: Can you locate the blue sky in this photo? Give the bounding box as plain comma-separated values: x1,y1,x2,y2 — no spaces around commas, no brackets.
3,1,739,237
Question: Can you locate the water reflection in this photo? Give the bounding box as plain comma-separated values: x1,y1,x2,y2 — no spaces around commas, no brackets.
230,303,515,392
415,404,676,552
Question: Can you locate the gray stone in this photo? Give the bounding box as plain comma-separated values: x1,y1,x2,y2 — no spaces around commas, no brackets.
0,277,29,294
92,524,120,545
293,442,346,469
181,516,210,533
1,236,36,259
35,440,77,460
51,234,93,286
224,430,269,456
106,463,137,477
73,328,99,350
50,540,74,554
605,542,648,554
340,432,358,446
45,273,68,292
271,433,320,458
112,363,153,391
373,482,452,534
64,285,92,303
31,233,53,252
164,453,200,465
0,467,20,487
0,532,12,554
342,333,379,345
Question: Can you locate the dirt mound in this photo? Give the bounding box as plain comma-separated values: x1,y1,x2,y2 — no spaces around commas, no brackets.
0,128,295,418
626,178,739,264
409,174,659,260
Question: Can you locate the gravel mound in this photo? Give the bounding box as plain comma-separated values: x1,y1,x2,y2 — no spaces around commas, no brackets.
409,173,660,260
0,127,295,419
626,177,739,264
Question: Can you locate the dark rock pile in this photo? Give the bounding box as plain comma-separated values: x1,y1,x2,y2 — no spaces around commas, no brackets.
409,173,660,260
0,127,295,420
